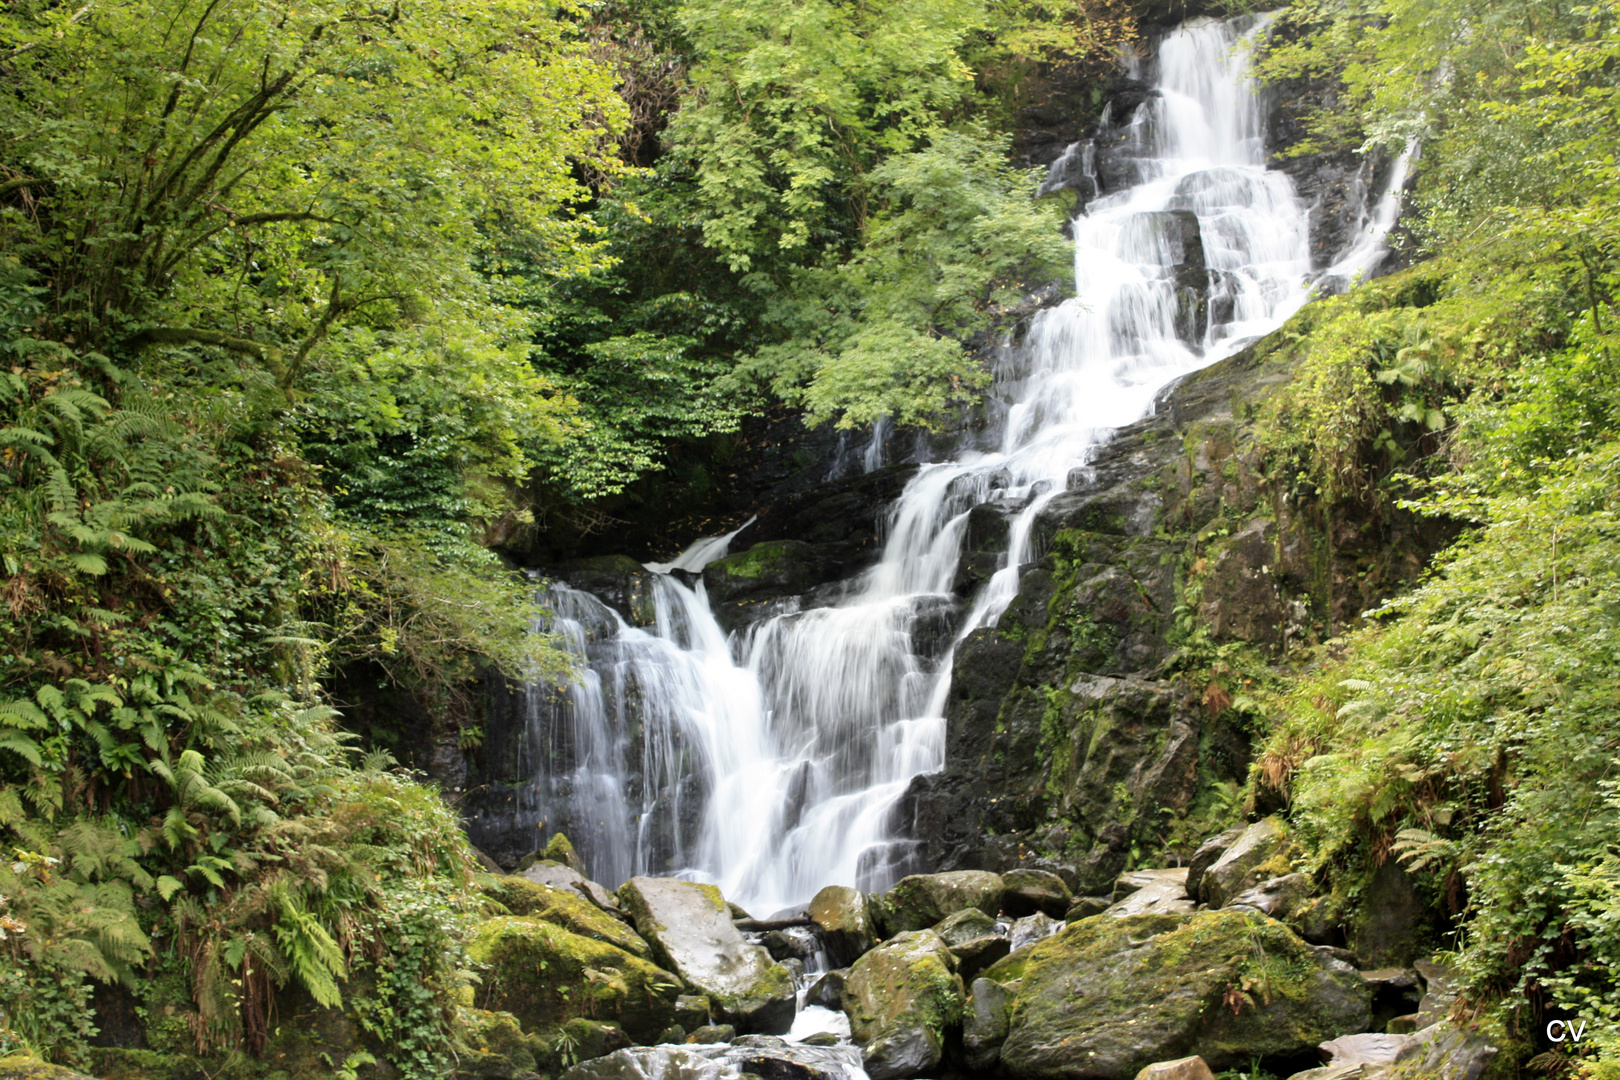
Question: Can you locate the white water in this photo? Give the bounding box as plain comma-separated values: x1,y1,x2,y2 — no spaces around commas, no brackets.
524,15,1405,915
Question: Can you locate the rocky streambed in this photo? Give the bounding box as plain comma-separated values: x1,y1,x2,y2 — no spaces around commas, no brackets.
453,825,1496,1080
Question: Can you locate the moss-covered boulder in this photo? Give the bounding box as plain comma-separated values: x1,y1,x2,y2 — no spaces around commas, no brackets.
544,832,586,872
841,929,966,1080
980,910,1370,1079
1003,869,1074,919
871,870,1004,936
809,884,877,965
453,1009,544,1079
469,916,681,1045
617,877,796,1034
490,877,651,959
518,860,624,914
0,1058,102,1080
933,908,1011,981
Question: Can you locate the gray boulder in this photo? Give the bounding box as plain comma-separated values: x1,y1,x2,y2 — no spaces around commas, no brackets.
963,977,1018,1071
934,908,1012,981
1109,869,1193,918
1184,829,1242,903
841,930,966,1080
1010,912,1065,952
521,859,626,915
618,877,797,1034
980,909,1371,1079
1196,818,1291,907
1226,873,1311,920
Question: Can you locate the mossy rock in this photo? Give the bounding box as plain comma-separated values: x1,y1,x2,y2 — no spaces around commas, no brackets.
841,929,966,1080
489,876,651,959
871,870,1004,936
0,1057,101,1080
469,916,681,1045
87,1049,213,1080
543,832,586,873
982,909,1370,1080
453,1009,543,1079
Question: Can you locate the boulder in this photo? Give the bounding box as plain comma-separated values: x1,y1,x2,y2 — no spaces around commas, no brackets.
687,1025,737,1045
1392,1023,1498,1080
618,877,797,1035
1003,869,1074,918
762,927,819,962
545,832,587,872
0,1058,101,1080
963,977,1017,1071
806,969,846,1009
521,860,625,915
1412,960,1460,1028
1225,873,1311,920
1351,860,1424,967
1109,869,1193,917
1133,1057,1216,1080
1010,912,1064,952
933,907,1012,978
1196,818,1292,908
1320,1033,1408,1064
1063,896,1113,922
808,886,876,965
455,1009,543,1079
978,910,1371,1079
468,917,681,1045
841,930,966,1080
871,871,1004,936
702,540,842,607
560,1039,867,1080
675,995,712,1029
491,877,652,959
1184,829,1241,904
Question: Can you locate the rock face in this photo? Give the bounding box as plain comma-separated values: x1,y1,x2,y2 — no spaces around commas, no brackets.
871,871,1004,936
808,885,877,966
977,910,1370,1078
469,916,681,1045
841,930,967,1080
618,877,797,1034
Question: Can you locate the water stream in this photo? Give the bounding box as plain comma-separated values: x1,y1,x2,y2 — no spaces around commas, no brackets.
519,14,1404,916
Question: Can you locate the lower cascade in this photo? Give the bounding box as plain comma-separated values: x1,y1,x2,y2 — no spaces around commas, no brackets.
511,13,1406,918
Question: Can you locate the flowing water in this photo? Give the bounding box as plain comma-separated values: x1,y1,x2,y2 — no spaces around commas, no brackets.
519,14,1404,916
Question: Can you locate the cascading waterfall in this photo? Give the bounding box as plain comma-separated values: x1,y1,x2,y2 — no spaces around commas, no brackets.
522,14,1405,916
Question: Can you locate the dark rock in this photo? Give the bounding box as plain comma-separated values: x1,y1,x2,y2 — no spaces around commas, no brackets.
762,927,819,962
546,556,658,626
1185,829,1241,903
1003,869,1074,918
702,540,844,608
1063,896,1112,922
963,977,1017,1071
676,995,713,1029
687,1025,737,1045
1226,873,1311,920
1352,861,1423,968
809,885,877,966
1196,818,1292,908
870,870,1004,936
806,970,847,1010
561,1041,867,1080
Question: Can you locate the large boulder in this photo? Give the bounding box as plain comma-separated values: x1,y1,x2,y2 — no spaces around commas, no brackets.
978,910,1370,1079
618,877,797,1034
469,916,681,1045
1195,818,1292,908
1225,874,1311,922
491,877,651,959
964,977,1018,1071
1109,868,1193,917
809,885,877,965
841,930,966,1080
933,908,1011,981
1003,869,1074,919
872,870,1004,936
559,1038,867,1080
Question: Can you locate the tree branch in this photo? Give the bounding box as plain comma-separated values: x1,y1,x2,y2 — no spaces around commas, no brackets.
123,327,288,380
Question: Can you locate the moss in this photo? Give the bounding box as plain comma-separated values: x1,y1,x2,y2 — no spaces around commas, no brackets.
0,1057,101,1080
542,832,583,871
708,540,797,581
88,1049,213,1080
487,877,652,958
468,916,681,1045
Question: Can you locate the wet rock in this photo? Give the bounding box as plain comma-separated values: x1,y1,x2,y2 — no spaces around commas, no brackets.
618,877,797,1035
1352,860,1424,967
980,910,1371,1079
469,916,681,1045
800,1034,842,1048
806,969,847,1010
561,1040,867,1080
762,927,819,962
870,870,1004,936
1412,960,1460,1028
1200,519,1287,646
841,930,966,1080
1184,830,1242,903
686,1025,737,1045
676,995,712,1029
1003,869,1074,918
547,555,658,626
809,886,876,966
1195,818,1291,908
491,877,652,959
545,831,587,872
964,977,1018,1071
703,540,843,608
1226,873,1311,920
1134,1057,1216,1080
519,860,625,916
1107,870,1193,918
1063,896,1113,922
934,908,1012,977
1009,912,1065,952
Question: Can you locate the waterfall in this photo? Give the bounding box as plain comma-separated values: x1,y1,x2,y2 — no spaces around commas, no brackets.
521,14,1406,914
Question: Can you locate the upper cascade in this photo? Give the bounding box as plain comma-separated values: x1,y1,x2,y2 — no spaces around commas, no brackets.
515,13,1407,915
